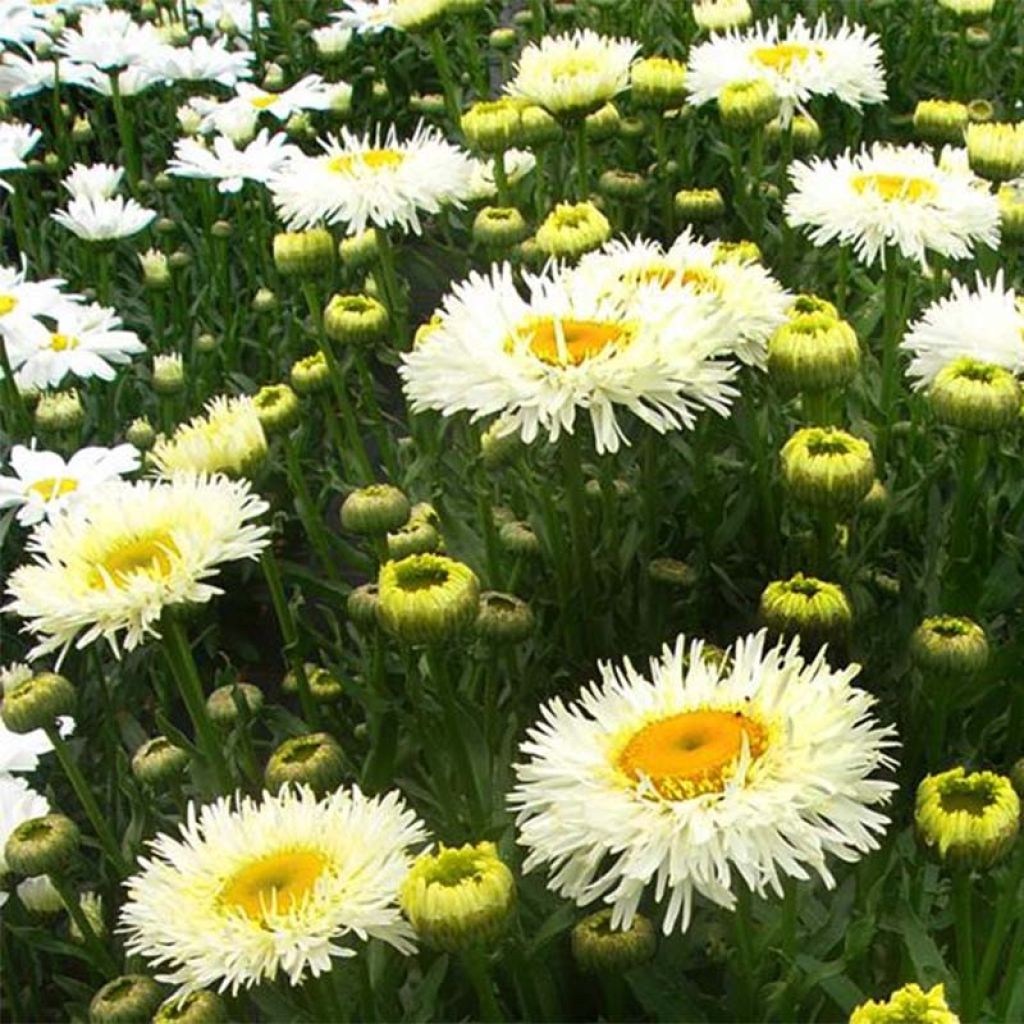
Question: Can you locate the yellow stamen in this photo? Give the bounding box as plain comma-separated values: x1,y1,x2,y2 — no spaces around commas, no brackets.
249,94,278,109
752,42,819,72
616,708,768,800
26,477,78,502
327,149,405,175
514,317,630,367
0,294,18,316
851,173,939,203
49,333,79,352
92,532,180,589
551,55,602,79
220,850,327,922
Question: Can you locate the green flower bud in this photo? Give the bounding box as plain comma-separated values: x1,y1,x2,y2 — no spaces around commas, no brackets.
378,553,480,644
272,228,335,278
71,115,93,142
341,484,411,535
571,909,656,973
387,518,441,560
759,573,853,649
347,582,381,630
264,732,346,795
89,975,164,1024
999,181,1024,241
849,982,959,1024
781,427,875,512
764,113,820,154
324,293,390,345
35,389,83,432
475,591,534,643
210,220,233,240
153,991,229,1024
718,79,780,130
338,229,379,269
488,26,517,51
648,557,698,589
767,313,860,394
252,383,301,436
461,98,525,153
205,682,264,727
138,249,171,290
498,519,540,557
155,217,177,236
966,121,1024,182
131,736,189,788
251,287,278,313
937,0,995,20
598,169,648,201
584,102,620,141
473,206,529,249
479,422,522,467
929,357,1021,432
5,814,80,877
399,841,515,951
194,331,217,353
673,187,725,223
535,202,610,261
125,417,156,451
2,672,76,734
285,111,314,141
152,353,185,396
910,615,989,677
861,478,888,515
692,0,752,30
290,351,331,395
618,115,647,139
283,664,345,705
913,99,970,145
630,56,687,109
517,103,562,147
915,767,1020,869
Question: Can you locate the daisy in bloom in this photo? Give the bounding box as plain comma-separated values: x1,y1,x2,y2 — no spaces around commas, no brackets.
0,776,49,905
0,442,140,526
0,121,41,190
62,162,124,202
0,708,74,775
510,630,897,933
52,194,157,242
574,232,792,369
183,95,260,143
231,75,336,119
505,29,640,118
0,4,50,46
187,0,268,39
6,302,145,390
332,0,448,34
0,54,98,99
143,36,254,88
5,473,269,659
466,149,536,201
55,7,163,71
686,15,886,124
400,261,738,454
0,263,78,348
167,130,299,194
269,122,477,234
75,64,164,98
119,784,427,996
901,272,1024,387
785,143,1001,268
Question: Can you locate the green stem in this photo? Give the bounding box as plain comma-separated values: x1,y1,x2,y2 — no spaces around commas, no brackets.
108,71,139,189
281,432,338,580
953,870,977,1020
0,332,30,437
428,28,462,128
976,844,1024,1008
50,874,118,976
732,883,759,1022
878,252,908,465
560,432,598,643
949,433,985,574
801,390,831,426
652,116,674,237
462,949,503,1023
574,120,589,199
373,228,408,349
161,615,234,793
44,726,130,877
493,149,511,207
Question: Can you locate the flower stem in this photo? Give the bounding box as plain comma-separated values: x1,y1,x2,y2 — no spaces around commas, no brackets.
107,71,140,190
574,120,590,199
976,844,1024,1008
560,432,598,647
429,28,462,128
953,870,977,1019
461,948,503,1023
49,874,119,976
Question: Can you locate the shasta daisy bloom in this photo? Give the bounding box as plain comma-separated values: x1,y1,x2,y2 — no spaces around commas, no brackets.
143,36,254,88
0,4,50,46
167,130,299,194
232,75,336,119
6,302,144,390
510,630,897,933
4,473,269,659
574,232,792,368
0,264,78,347
0,710,74,775
686,15,886,124
55,7,163,71
785,143,1001,268
188,0,268,38
0,121,41,189
0,442,140,526
61,162,124,202
119,784,427,996
52,195,157,242
505,29,640,118
332,0,446,33
269,122,476,234
400,261,739,454
0,54,91,99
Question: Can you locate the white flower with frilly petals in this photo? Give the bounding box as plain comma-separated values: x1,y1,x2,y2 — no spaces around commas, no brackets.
56,8,164,71
0,122,41,189
62,163,123,201
143,36,255,88
167,130,300,193
52,195,157,241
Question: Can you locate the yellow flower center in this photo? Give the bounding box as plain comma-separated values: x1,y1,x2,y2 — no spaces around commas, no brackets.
49,333,79,352
26,476,78,501
220,850,327,921
92,531,180,588
0,294,18,316
616,708,768,800
516,317,630,367
551,54,602,80
623,264,721,295
249,94,278,109
851,173,939,203
752,42,819,72
327,148,405,175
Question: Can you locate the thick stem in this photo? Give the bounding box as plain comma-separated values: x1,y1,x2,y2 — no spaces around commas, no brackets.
560,432,598,642
976,844,1024,1008
574,120,589,199
462,948,503,1023
732,883,759,1022
953,870,977,1020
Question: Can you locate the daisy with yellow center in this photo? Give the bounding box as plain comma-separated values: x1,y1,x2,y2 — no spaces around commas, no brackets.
0,442,139,527
510,630,897,933
119,785,427,997
4,474,269,660
785,143,1001,268
268,122,476,235
400,261,738,454
686,14,886,124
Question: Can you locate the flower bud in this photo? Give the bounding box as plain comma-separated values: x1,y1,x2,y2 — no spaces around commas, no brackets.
673,187,725,224
489,26,517,51
713,239,762,264
966,121,1024,182
273,228,335,278
767,313,860,394
598,169,648,201
35,389,83,432
312,25,352,59
2,672,75,734
152,353,185,396
194,330,217,352
535,202,610,261
693,0,752,31
341,484,411,535
584,102,620,141
5,814,80,877
210,219,233,239
387,517,441,560
324,293,390,345
759,573,853,649
937,0,995,20
282,664,345,705
70,891,105,944
71,115,93,142
572,909,656,973
479,421,522,467
765,113,820,154
780,427,875,512
138,248,171,290
910,615,988,677
648,557,698,589
718,79,780,130
630,57,687,109
475,591,534,644
17,874,64,915
125,416,156,451
915,767,1020,869
252,383,301,436
473,206,529,249
290,351,331,395
338,228,379,269
153,991,229,1024
861,478,888,515
265,732,346,795
347,583,381,630
999,181,1024,241
461,98,525,153
929,357,1020,432
498,519,540,557
913,99,970,145
131,736,190,788
378,553,480,644
205,682,264,727
250,287,277,313
849,983,958,1024
399,841,515,951
262,63,285,90
89,976,164,1024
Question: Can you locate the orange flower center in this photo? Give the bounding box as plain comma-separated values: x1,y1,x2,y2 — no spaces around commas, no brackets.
220,850,327,922
516,317,630,367
851,173,939,203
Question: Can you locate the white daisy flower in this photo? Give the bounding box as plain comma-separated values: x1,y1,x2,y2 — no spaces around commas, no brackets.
901,272,1024,387
0,121,42,190
400,261,739,454
0,442,141,526
511,630,898,933
167,130,300,194
686,15,886,124
312,23,353,56
269,122,477,234
466,148,536,201
74,63,164,97
61,162,124,201
505,29,640,118
185,95,260,143
231,74,336,119
0,54,96,99
52,195,157,241
331,0,446,33
0,263,78,348
0,4,49,46
187,0,268,39
56,8,164,71
0,777,50,902
144,36,254,88
0,713,75,775
785,143,1001,268
5,473,270,659
119,785,427,996
574,232,792,368
6,302,145,390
